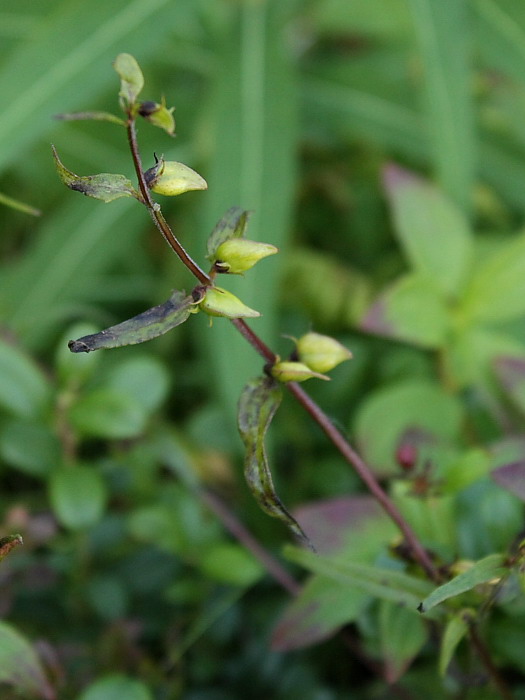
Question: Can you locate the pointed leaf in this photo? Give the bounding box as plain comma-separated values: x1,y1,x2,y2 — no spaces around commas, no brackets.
418,554,507,613
113,52,144,106
52,145,139,203
439,611,470,676
138,100,175,136
206,207,251,260
383,164,473,296
238,377,312,548
284,545,436,613
55,110,125,126
68,291,195,352
0,620,53,699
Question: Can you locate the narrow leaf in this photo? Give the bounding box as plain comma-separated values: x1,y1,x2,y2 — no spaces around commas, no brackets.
238,377,312,548
418,554,507,613
206,207,251,260
68,290,195,352
284,545,435,613
439,611,470,676
0,191,41,216
113,52,144,105
54,110,125,126
52,145,139,203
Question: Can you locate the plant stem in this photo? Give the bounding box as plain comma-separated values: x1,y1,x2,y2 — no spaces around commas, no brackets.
468,625,512,700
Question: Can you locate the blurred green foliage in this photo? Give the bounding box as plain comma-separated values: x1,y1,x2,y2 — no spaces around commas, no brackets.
2,0,525,698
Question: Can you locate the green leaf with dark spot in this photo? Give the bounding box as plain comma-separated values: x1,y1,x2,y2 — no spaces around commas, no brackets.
238,376,312,549
52,145,139,203
418,554,507,614
206,207,251,260
68,291,196,352
113,52,144,106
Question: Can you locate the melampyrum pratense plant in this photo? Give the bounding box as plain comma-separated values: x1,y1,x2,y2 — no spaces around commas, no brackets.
53,54,524,697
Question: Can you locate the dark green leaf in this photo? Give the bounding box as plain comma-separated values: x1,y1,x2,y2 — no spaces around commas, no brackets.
439,611,470,676
68,291,195,352
418,554,507,613
52,145,139,203
0,419,60,478
206,207,251,260
113,52,144,106
0,620,53,699
49,465,107,529
79,674,152,700
0,338,51,418
54,110,125,125
68,389,146,439
238,376,312,549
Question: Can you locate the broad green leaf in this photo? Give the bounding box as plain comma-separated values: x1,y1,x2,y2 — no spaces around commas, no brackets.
418,553,507,613
68,389,146,439
0,620,53,699
68,291,195,352
284,545,435,613
49,465,107,529
52,145,139,203
361,273,449,348
79,674,152,700
0,337,51,418
54,110,125,125
379,599,428,683
238,376,311,548
0,419,60,477
198,543,264,587
439,611,470,676
460,231,525,322
206,207,251,260
272,576,369,651
354,380,463,473
113,52,144,106
407,0,475,213
0,535,23,564
103,356,170,414
0,190,40,216
199,3,297,424
383,165,473,296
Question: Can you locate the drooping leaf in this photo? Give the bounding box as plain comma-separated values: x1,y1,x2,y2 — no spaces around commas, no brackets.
418,553,507,614
439,611,470,676
383,164,473,297
52,145,139,203
237,376,312,548
0,620,53,699
54,110,125,126
206,207,251,260
361,273,449,348
284,545,436,613
49,465,107,530
113,52,144,106
379,599,428,683
68,291,196,352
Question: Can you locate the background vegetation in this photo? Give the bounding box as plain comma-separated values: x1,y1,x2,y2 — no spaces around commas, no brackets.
2,0,525,697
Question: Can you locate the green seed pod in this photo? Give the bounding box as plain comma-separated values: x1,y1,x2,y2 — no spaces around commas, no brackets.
138,99,175,136
214,238,278,274
270,361,330,383
296,332,352,373
199,287,261,319
144,158,207,196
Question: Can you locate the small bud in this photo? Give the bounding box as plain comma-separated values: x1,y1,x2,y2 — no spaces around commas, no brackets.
296,332,352,373
144,158,207,196
199,287,261,319
270,361,330,383
138,99,175,136
214,238,278,274
395,443,418,472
